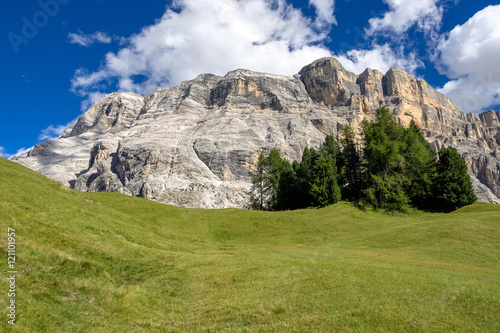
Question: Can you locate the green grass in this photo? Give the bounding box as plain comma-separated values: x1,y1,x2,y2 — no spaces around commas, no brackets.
1,157,499,332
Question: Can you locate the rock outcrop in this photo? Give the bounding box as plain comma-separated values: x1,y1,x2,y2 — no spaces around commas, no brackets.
13,57,500,207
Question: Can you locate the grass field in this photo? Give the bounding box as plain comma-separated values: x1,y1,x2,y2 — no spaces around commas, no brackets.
1,157,499,332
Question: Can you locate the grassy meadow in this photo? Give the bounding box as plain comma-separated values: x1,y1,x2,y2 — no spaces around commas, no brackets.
0,157,499,332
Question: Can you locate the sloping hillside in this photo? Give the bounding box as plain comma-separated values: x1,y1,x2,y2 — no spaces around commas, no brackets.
1,157,499,332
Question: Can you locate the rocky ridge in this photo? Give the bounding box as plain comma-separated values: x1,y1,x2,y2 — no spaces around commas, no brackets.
13,57,500,207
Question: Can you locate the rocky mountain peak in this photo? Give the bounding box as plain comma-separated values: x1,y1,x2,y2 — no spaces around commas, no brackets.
13,57,500,207
65,92,144,137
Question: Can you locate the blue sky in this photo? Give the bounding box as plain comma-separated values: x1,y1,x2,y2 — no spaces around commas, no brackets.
1,0,500,158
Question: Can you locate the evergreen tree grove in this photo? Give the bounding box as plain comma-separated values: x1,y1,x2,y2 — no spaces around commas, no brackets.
249,107,477,211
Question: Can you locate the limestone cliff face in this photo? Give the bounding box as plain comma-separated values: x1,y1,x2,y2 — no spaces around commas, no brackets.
13,57,500,207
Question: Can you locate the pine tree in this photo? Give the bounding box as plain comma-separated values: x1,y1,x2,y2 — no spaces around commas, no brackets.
321,135,340,165
338,125,362,200
249,149,291,210
266,149,285,210
362,107,409,211
436,146,477,209
296,147,315,208
249,152,270,210
402,120,438,208
277,160,299,210
309,155,341,207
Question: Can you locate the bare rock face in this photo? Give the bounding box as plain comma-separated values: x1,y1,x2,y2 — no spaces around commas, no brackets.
70,92,145,136
299,57,361,107
13,57,500,207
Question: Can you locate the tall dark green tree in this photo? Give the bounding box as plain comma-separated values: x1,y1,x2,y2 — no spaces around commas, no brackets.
402,120,438,208
362,107,409,211
321,135,340,166
309,155,341,207
436,146,477,209
296,147,315,208
266,149,285,209
249,149,285,210
249,152,270,210
276,160,299,210
338,125,363,201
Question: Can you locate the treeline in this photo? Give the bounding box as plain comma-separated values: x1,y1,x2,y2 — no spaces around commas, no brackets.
250,107,476,212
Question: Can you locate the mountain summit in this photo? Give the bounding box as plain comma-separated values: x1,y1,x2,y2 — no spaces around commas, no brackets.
13,57,500,207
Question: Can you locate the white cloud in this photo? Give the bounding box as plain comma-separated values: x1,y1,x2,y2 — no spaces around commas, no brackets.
38,124,67,141
38,119,77,141
70,0,426,109
1,146,33,159
367,0,443,36
437,5,500,112
0,146,10,159
309,0,336,27
336,43,423,75
80,92,106,112
14,147,31,157
68,30,112,47
71,0,334,103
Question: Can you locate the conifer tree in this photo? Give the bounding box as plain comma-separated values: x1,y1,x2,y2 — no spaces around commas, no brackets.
266,149,285,209
309,155,341,207
402,120,438,208
321,135,340,166
338,125,362,200
249,149,285,210
249,152,270,210
276,160,298,210
362,107,409,211
296,147,315,208
436,146,477,209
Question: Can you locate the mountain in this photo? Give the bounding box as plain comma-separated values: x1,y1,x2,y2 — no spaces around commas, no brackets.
13,57,500,207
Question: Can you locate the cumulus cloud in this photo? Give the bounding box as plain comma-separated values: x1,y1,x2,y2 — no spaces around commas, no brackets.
71,0,334,103
38,124,67,141
437,5,500,112
38,119,77,141
78,91,106,112
0,146,33,159
70,0,425,109
337,43,423,75
309,0,336,27
68,30,112,47
0,146,9,159
13,147,31,157
367,0,444,36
